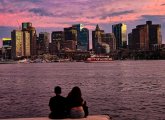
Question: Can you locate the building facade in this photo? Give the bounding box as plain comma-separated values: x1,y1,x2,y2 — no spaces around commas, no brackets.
148,21,162,50
50,31,64,54
2,38,12,47
92,24,104,52
129,21,162,51
64,27,77,41
92,25,111,54
63,27,78,51
112,23,127,49
52,31,64,43
2,38,12,59
23,31,31,57
22,22,37,56
62,40,77,51
72,24,89,51
11,22,37,58
38,32,50,54
103,33,116,52
11,30,24,58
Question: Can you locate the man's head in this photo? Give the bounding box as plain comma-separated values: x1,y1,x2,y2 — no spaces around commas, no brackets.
54,86,61,95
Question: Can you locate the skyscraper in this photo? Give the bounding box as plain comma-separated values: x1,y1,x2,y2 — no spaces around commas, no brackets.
50,31,64,54
103,33,116,52
129,21,162,50
92,24,104,52
128,33,133,50
22,22,37,56
64,27,77,41
11,30,24,58
64,27,77,51
112,23,127,49
92,25,110,54
11,22,37,58
147,21,162,49
38,32,50,54
72,24,89,51
23,31,31,57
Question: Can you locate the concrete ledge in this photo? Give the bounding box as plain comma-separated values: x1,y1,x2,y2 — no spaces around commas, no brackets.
0,115,110,120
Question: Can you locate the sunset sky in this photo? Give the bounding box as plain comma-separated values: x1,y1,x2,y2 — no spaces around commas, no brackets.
0,0,165,46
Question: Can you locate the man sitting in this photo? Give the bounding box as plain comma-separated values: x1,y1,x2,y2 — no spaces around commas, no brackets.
49,86,67,119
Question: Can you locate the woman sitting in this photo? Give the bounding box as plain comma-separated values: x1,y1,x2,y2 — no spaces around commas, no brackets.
67,86,88,118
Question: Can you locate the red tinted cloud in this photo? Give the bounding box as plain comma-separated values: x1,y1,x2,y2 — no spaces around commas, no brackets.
0,0,165,28
0,0,165,41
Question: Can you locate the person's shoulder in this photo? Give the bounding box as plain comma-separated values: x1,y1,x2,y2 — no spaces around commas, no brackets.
49,96,56,105
50,96,57,101
54,95,65,99
59,95,66,99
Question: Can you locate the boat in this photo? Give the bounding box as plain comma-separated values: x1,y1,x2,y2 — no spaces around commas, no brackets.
17,59,31,63
85,55,113,63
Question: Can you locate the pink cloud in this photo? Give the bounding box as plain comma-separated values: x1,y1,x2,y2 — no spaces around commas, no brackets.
0,0,165,28
0,0,165,41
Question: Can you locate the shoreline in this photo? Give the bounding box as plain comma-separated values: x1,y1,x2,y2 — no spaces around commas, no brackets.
1,59,165,64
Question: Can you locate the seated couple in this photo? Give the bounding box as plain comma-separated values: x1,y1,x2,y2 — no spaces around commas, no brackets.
49,86,88,119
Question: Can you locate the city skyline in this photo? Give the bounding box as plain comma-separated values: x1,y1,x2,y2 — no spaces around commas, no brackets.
0,0,165,47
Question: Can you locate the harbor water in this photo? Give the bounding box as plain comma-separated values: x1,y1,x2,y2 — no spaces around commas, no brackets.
0,61,165,120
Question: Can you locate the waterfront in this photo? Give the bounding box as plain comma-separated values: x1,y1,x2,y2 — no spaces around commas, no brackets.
0,61,165,120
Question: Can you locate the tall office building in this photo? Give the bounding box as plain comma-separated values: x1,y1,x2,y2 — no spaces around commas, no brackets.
23,31,31,57
64,27,77,51
136,25,149,50
11,30,24,58
103,33,116,52
112,23,127,49
147,21,162,49
92,25,110,54
129,26,149,50
129,21,162,50
29,27,37,56
64,27,77,41
38,32,50,54
72,24,89,51
50,31,64,54
11,22,37,58
128,33,133,50
22,22,37,56
92,24,104,52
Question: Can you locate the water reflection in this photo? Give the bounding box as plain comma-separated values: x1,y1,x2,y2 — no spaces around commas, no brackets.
0,61,165,120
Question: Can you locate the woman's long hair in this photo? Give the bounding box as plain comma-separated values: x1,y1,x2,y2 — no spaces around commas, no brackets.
67,86,83,106
69,86,82,98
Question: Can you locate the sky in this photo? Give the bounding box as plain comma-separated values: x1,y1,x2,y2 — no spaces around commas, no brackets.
0,0,165,47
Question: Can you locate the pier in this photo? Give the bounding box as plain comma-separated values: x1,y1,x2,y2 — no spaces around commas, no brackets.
0,115,111,120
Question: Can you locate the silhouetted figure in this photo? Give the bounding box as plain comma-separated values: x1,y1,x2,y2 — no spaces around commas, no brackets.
67,86,88,118
49,86,67,119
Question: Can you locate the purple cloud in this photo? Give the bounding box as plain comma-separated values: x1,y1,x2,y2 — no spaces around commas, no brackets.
0,0,165,42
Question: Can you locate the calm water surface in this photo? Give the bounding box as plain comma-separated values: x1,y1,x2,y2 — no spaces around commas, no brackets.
0,61,165,120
